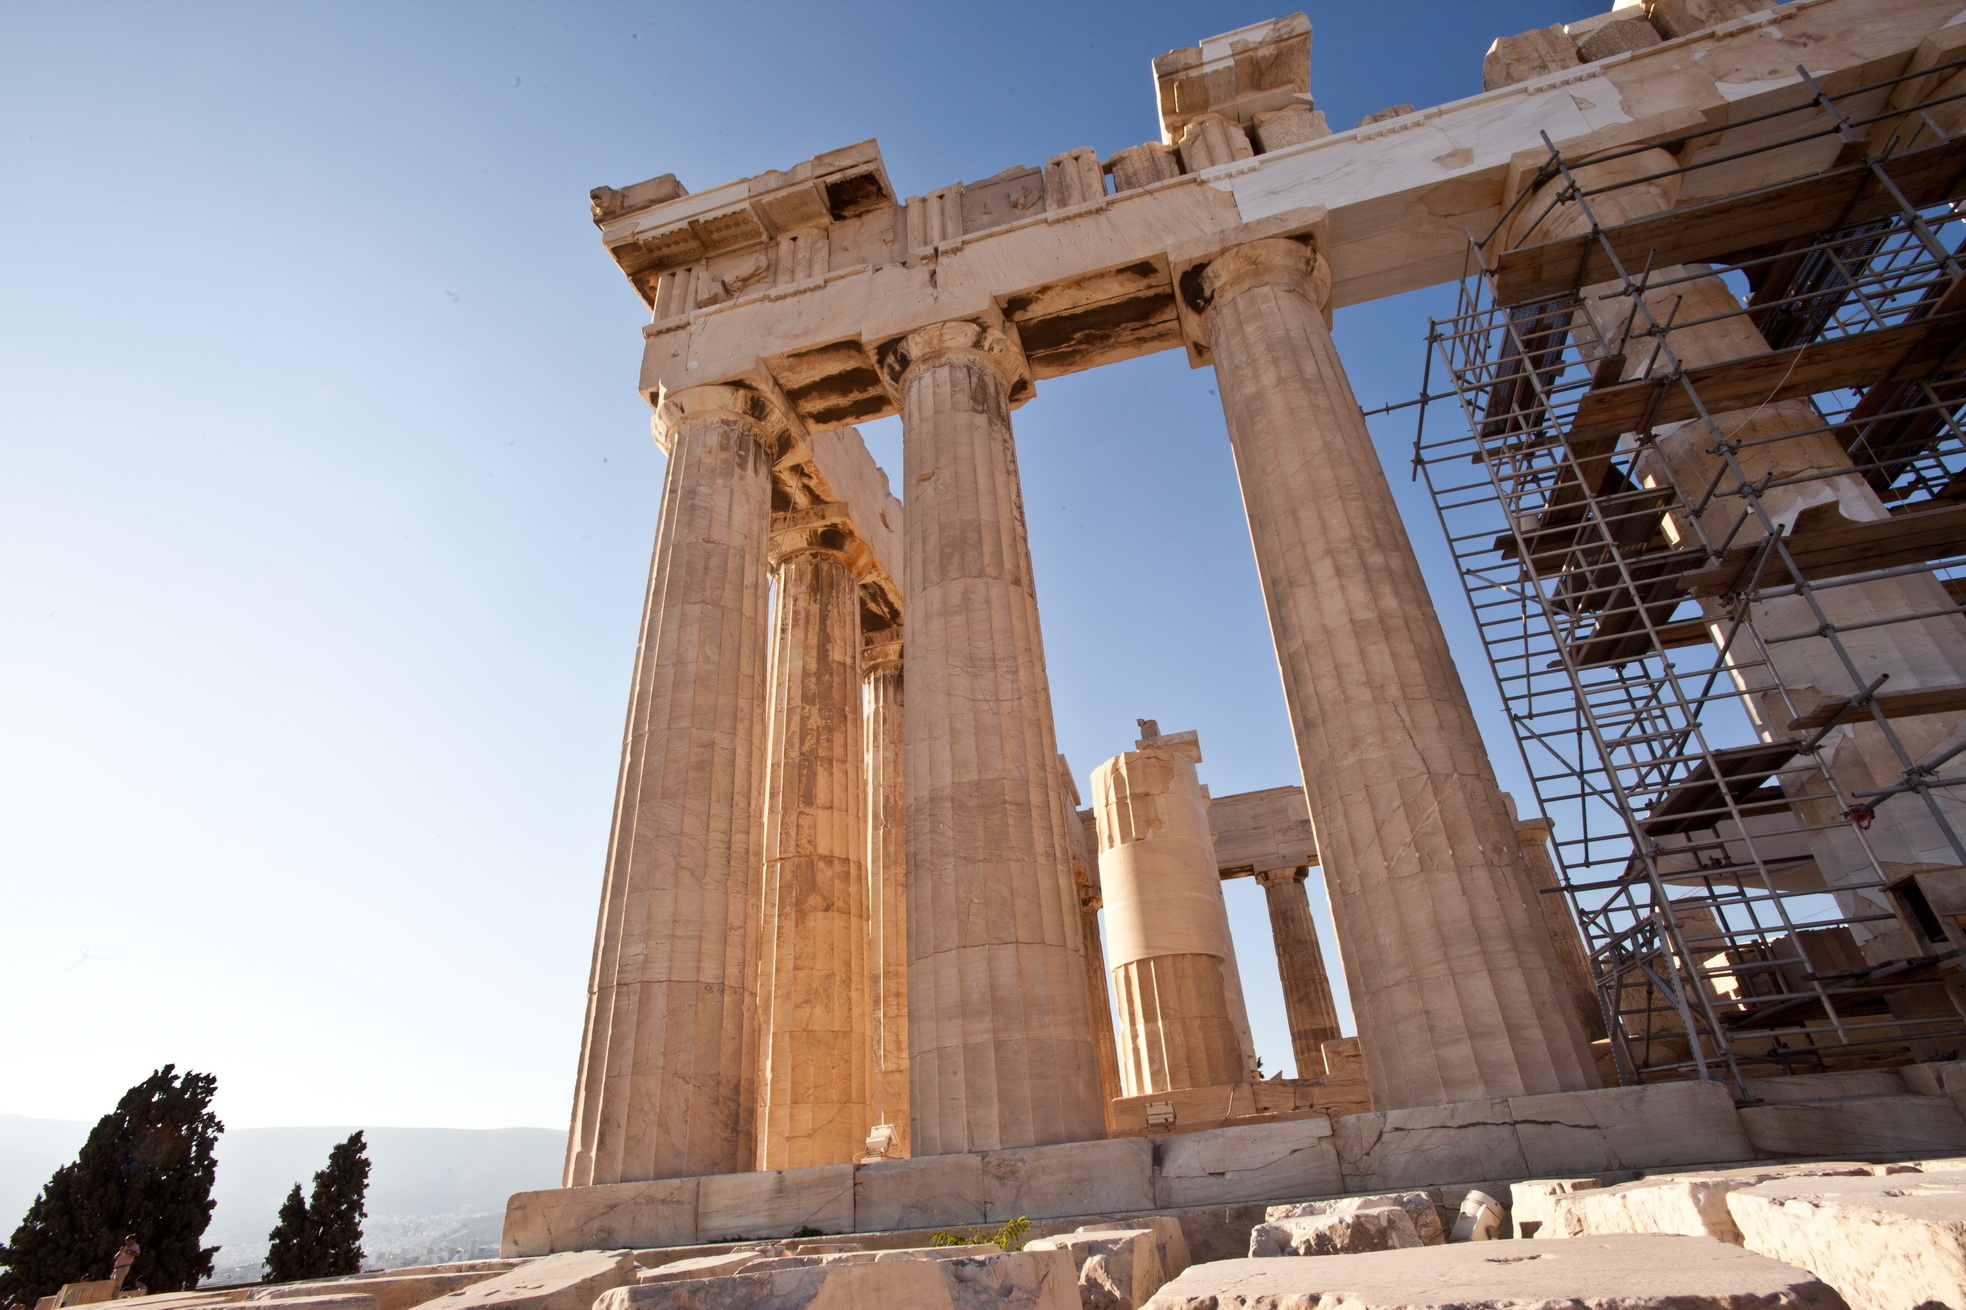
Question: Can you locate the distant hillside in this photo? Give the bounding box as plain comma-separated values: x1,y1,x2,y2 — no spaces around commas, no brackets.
0,1116,565,1281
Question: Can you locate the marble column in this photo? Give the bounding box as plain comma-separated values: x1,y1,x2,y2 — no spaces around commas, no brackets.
754,511,875,1169
1254,866,1342,1077
1513,818,1605,1042
1196,239,1598,1110
1093,728,1257,1096
565,383,780,1185
881,320,1106,1153
863,633,909,1155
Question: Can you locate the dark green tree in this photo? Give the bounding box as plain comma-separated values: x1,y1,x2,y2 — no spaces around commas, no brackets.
304,1133,368,1278
261,1186,313,1284
0,1066,223,1306
261,1133,368,1283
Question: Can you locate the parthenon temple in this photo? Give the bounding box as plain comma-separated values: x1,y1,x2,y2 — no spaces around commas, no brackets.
498,0,1966,1301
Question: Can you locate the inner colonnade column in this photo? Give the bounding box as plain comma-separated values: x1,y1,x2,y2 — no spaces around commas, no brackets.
1195,239,1599,1110
1253,867,1342,1077
565,384,780,1186
755,510,876,1169
881,320,1107,1153
862,633,910,1155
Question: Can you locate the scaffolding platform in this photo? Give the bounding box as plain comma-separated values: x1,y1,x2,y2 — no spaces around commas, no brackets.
1414,59,1966,1086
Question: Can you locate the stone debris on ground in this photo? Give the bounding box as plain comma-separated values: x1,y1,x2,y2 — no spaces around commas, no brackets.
1140,1232,1847,1310
1026,1229,1166,1310
1265,1192,1445,1245
1448,1190,1504,1242
1247,1206,1425,1257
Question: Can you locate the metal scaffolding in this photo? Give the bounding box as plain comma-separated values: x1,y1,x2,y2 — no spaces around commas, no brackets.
1414,58,1966,1088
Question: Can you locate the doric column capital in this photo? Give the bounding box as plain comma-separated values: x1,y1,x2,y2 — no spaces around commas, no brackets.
651,383,796,457
874,317,1029,394
1254,865,1310,889
862,631,904,675
769,502,875,574
1190,238,1330,319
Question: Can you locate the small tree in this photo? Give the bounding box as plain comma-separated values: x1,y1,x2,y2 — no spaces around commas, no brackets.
0,1066,223,1305
306,1134,368,1277
262,1186,313,1284
262,1133,369,1283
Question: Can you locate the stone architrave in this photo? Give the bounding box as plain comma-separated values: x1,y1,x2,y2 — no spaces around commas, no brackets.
1254,866,1342,1076
879,319,1106,1153
566,384,784,1186
863,633,909,1155
755,508,876,1169
1193,238,1598,1110
1092,727,1257,1096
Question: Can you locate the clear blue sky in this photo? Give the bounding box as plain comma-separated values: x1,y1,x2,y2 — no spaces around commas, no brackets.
1,0,1583,1131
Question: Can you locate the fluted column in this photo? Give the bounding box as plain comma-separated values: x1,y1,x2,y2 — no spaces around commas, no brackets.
1513,818,1605,1042
565,383,781,1185
1196,239,1598,1110
754,512,875,1169
881,320,1106,1153
863,633,909,1155
1254,866,1342,1077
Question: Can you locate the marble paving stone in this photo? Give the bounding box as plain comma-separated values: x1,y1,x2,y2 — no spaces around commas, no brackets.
408,1251,637,1310
1138,1234,1845,1310
593,1247,1079,1310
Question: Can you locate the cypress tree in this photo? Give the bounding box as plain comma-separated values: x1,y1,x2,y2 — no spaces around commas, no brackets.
0,1066,223,1305
304,1134,368,1278
261,1132,368,1283
261,1186,313,1284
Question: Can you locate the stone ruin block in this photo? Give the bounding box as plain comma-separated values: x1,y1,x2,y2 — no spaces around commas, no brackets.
422,1251,635,1310
1247,1206,1425,1257
1026,1229,1167,1310
596,1246,1079,1310
503,1179,698,1257
981,1137,1155,1222
1152,1117,1341,1209
1139,1233,1845,1310
1539,1164,1876,1245
855,1151,986,1233
696,1164,854,1242
1266,1191,1444,1245
1482,25,1580,90
1726,1170,1966,1310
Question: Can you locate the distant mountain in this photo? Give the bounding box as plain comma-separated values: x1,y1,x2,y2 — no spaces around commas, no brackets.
0,1116,565,1281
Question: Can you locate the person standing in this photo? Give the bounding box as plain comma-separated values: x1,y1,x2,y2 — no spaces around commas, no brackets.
108,1236,139,1294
